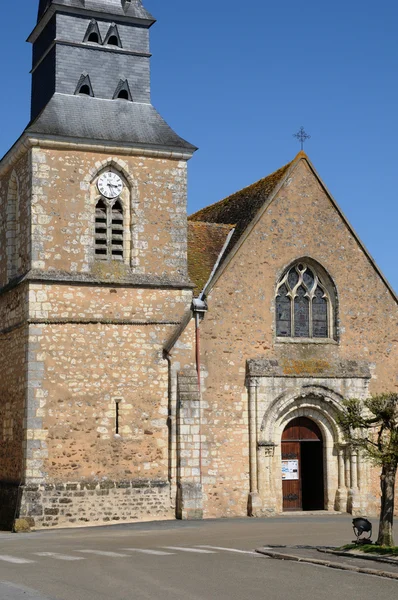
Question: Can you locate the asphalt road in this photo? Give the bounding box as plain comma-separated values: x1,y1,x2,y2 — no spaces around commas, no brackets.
0,515,395,600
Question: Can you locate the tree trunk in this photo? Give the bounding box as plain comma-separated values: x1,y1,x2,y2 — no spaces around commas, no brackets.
377,462,397,547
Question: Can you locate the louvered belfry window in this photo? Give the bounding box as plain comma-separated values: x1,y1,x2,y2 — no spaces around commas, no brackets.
276,262,333,339
95,199,124,260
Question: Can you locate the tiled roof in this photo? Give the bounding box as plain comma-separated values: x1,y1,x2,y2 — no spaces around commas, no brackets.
189,162,291,226
188,222,234,295
188,161,292,278
27,94,197,153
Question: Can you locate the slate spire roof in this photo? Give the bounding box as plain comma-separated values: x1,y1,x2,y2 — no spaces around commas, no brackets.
28,0,195,153
38,0,154,22
26,95,197,152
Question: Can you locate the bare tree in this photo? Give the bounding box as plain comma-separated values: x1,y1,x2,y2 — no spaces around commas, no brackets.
338,393,398,547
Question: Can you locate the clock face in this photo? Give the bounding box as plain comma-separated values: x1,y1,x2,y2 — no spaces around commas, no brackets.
97,172,124,199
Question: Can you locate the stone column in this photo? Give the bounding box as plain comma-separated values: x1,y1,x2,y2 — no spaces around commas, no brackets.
351,450,358,489
357,449,362,490
247,378,262,516
347,447,361,515
257,443,276,515
344,446,351,489
176,369,203,520
334,445,348,511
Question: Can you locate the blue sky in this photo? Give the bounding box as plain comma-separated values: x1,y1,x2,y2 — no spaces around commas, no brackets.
1,1,397,292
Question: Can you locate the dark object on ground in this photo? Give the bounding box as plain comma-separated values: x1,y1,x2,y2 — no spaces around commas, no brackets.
353,517,372,543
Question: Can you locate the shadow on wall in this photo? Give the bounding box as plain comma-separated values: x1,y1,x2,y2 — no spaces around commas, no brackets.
0,481,21,531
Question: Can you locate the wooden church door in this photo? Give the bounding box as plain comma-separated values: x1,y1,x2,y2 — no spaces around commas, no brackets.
282,417,324,511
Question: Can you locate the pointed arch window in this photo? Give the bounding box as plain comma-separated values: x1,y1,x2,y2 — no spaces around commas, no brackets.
113,79,133,101
104,24,122,47
75,74,94,97
84,20,102,44
275,262,335,339
95,198,124,261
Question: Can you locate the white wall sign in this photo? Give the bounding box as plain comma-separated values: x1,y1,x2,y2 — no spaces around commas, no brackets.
282,460,299,480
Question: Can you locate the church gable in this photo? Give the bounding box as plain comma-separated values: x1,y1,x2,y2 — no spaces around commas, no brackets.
190,156,398,519
191,153,397,309
195,155,398,380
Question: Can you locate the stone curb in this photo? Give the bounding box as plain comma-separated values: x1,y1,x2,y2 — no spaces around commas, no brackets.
255,549,398,581
317,548,398,566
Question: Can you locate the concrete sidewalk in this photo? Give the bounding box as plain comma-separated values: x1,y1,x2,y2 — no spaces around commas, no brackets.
256,545,398,580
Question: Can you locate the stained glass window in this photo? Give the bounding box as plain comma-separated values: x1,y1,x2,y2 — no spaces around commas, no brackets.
276,284,291,337
312,286,328,338
294,286,310,337
275,263,333,339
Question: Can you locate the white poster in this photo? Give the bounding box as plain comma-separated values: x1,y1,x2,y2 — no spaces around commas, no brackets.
282,460,299,480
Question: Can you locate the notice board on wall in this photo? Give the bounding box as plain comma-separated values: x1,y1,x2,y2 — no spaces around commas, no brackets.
282,460,299,480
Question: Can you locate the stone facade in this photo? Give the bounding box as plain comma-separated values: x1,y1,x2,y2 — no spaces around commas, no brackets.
172,156,398,520
0,143,194,529
0,1,397,530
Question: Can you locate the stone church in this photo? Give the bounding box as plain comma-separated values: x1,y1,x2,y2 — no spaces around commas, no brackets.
0,0,397,529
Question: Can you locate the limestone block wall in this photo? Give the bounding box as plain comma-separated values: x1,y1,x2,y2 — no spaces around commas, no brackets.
28,284,192,323
176,369,203,520
0,152,31,286
20,480,173,529
18,280,192,528
0,284,29,528
0,324,27,482
196,158,398,518
30,148,188,280
165,318,196,502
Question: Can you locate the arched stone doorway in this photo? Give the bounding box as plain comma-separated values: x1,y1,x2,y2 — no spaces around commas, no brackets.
281,417,324,511
246,360,373,516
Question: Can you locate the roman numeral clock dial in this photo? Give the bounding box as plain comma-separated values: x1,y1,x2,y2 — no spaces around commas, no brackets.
97,172,124,199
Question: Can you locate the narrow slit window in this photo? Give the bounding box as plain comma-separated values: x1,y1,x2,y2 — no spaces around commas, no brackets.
95,198,124,261
115,399,120,435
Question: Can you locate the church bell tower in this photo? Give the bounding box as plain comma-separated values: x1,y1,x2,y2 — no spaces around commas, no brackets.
0,0,196,530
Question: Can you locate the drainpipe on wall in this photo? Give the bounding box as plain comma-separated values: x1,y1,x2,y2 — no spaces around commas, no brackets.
192,298,207,391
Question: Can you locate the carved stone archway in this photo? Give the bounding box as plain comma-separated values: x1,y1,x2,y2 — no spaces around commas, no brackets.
246,358,373,516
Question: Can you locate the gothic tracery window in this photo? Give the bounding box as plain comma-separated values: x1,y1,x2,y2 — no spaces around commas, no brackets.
276,262,334,339
95,198,124,261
